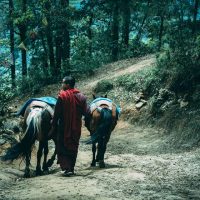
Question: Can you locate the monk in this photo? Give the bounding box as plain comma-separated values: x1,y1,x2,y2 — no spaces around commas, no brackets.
50,75,89,176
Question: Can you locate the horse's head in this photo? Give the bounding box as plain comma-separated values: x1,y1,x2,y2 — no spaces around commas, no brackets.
92,94,107,100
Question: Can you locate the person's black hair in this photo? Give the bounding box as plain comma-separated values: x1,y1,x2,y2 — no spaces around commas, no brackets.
63,76,75,88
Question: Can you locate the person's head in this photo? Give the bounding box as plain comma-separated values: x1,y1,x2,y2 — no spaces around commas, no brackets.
62,75,75,90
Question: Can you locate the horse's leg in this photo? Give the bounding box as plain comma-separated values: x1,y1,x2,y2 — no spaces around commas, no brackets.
46,149,56,168
99,132,112,168
24,151,31,178
46,139,57,168
99,139,107,168
95,142,100,163
97,138,106,168
42,141,49,174
91,143,96,167
36,142,44,176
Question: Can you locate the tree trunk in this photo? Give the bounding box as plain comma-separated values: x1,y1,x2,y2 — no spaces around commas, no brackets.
88,13,93,56
20,0,27,76
111,0,119,61
122,0,130,47
135,14,147,43
9,0,15,86
63,29,70,68
61,0,70,73
46,24,55,75
158,15,164,51
45,2,55,75
21,31,27,76
179,1,184,29
192,0,199,34
40,31,49,70
135,0,150,43
55,36,62,76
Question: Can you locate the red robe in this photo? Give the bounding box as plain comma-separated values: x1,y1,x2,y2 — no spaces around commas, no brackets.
52,88,88,171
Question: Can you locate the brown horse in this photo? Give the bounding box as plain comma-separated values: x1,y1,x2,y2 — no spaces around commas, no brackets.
1,100,56,177
86,95,119,168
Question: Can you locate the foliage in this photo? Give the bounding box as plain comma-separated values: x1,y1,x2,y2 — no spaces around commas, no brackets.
116,66,161,96
0,76,15,108
94,80,113,93
156,34,200,94
17,67,53,95
0,0,199,100
13,9,34,26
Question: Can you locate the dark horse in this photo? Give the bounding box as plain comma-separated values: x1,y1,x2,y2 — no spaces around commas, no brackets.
1,100,57,177
86,95,119,168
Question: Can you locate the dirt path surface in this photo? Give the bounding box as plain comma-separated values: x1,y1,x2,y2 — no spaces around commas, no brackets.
1,55,200,200
1,122,200,200
80,55,155,91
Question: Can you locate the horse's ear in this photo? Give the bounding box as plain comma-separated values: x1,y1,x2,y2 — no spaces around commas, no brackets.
104,94,107,98
92,94,96,99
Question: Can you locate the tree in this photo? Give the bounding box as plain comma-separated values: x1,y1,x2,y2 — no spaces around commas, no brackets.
61,0,70,73
9,0,16,86
44,0,56,75
18,0,27,76
111,0,119,61
121,0,131,47
81,0,96,56
135,1,151,44
157,1,167,51
192,0,199,34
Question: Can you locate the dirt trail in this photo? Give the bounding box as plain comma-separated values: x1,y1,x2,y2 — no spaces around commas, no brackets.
1,123,200,200
1,55,200,200
81,55,155,90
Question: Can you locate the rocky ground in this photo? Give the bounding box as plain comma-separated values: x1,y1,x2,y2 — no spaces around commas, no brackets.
0,121,200,200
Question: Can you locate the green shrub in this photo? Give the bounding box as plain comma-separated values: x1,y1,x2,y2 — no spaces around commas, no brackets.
116,66,160,96
70,35,111,76
16,66,54,95
155,33,200,94
94,80,113,93
0,76,14,103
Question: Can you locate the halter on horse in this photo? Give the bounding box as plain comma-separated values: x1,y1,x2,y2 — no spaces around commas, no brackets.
1,100,56,177
86,95,120,168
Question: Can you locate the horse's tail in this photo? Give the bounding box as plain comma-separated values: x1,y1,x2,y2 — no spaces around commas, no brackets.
86,108,112,144
1,116,38,161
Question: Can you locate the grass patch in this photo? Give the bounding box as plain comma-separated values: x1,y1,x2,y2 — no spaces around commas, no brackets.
115,65,160,96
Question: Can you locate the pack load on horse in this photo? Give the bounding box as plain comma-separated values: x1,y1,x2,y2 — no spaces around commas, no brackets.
1,97,57,177
85,94,121,168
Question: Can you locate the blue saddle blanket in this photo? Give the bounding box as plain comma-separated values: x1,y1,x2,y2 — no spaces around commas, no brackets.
90,97,121,114
15,96,57,116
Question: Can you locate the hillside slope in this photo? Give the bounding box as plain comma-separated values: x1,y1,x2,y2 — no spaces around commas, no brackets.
0,55,200,200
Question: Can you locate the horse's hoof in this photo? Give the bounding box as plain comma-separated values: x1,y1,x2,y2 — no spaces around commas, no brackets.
46,159,54,167
24,173,30,178
24,169,31,178
43,169,49,175
99,161,105,168
24,172,31,178
43,164,49,172
91,162,96,167
36,171,42,176
36,168,43,176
